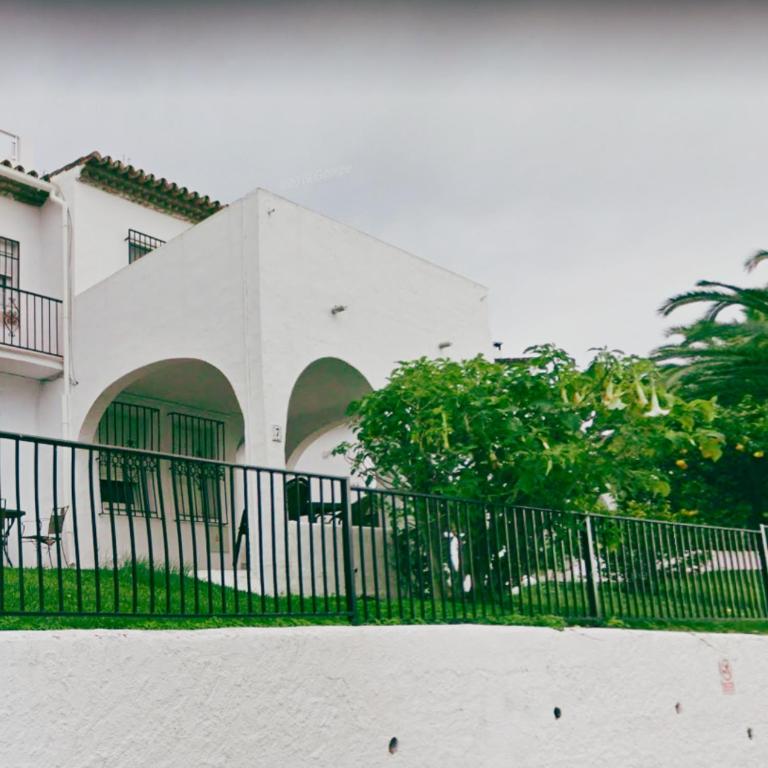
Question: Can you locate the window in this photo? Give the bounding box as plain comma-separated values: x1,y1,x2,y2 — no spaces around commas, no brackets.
0,236,19,287
127,229,165,264
170,413,226,524
97,402,161,517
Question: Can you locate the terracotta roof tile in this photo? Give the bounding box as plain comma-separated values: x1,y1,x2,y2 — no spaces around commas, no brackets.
0,159,42,178
0,159,49,206
47,151,223,223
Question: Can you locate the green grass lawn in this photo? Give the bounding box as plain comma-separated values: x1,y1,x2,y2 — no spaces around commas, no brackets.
1,564,767,634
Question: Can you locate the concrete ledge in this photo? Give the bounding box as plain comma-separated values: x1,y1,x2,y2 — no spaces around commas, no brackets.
0,346,62,380
1,625,767,767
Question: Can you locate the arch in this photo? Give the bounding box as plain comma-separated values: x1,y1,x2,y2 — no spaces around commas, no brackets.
284,357,372,470
79,358,244,452
71,358,246,574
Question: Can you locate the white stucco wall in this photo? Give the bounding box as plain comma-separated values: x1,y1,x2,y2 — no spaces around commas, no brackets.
288,421,359,476
0,373,42,433
69,201,249,445
52,167,194,295
254,188,492,469
0,374,43,517
0,194,62,298
68,187,491,468
1,625,766,768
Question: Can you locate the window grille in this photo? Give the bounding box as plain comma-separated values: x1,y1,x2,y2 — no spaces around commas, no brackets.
127,229,165,264
0,236,19,287
170,413,226,524
170,413,225,460
97,402,161,517
98,401,161,450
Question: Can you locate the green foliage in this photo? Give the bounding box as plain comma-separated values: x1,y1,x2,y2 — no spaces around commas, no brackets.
3,565,767,635
655,254,768,403
666,397,768,527
338,346,723,517
653,254,768,526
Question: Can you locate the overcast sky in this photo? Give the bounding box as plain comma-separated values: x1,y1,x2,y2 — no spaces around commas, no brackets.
3,1,768,361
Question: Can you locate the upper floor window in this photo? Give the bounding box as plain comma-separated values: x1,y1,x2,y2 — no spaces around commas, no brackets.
0,236,19,287
127,229,165,264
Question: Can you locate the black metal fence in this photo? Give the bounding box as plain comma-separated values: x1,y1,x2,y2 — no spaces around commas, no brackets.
0,287,62,357
0,430,767,624
349,489,768,623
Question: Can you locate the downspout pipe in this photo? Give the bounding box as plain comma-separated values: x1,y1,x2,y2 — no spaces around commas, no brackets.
0,164,72,440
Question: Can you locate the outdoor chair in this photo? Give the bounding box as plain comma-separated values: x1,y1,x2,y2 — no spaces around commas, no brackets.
22,506,69,567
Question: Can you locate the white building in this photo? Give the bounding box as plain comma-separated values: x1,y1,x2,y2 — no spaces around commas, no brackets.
0,146,491,592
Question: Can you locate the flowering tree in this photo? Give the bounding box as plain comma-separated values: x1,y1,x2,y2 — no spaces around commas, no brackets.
338,345,724,517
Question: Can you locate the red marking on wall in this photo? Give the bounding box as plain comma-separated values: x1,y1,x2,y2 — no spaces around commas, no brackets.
719,659,735,695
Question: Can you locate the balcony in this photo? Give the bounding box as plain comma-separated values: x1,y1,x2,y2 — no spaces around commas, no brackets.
0,286,63,379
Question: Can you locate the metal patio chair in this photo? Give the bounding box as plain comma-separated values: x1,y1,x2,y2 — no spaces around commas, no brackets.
22,506,69,567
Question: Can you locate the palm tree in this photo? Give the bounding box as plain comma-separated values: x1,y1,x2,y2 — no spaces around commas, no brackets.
655,253,768,402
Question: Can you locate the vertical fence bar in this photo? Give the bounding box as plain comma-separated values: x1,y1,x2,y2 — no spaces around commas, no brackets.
155,458,171,615
33,443,44,612
228,467,239,615
379,493,393,620
318,479,329,614
582,515,601,619
14,438,25,613
69,447,83,614
308,479,318,615
758,525,768,618
244,469,254,614
170,460,186,614
427,497,439,619
695,525,716,618
340,478,358,624
708,527,728,616
52,447,64,612
369,492,383,621
357,489,369,622
744,530,761,618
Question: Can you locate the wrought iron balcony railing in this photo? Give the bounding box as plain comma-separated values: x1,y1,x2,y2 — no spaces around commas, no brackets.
0,286,62,357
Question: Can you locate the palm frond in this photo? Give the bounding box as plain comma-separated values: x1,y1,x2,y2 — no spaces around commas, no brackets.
745,249,768,273
660,285,768,321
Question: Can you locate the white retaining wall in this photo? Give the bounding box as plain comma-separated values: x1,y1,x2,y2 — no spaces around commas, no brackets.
2,625,767,767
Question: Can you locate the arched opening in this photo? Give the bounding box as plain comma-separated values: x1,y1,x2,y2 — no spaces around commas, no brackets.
284,357,372,478
283,358,384,597
75,359,245,568
80,358,243,451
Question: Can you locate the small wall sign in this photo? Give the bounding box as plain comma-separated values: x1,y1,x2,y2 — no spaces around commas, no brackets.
271,425,282,443
719,659,735,695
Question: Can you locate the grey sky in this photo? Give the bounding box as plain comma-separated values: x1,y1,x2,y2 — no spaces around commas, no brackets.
3,1,768,361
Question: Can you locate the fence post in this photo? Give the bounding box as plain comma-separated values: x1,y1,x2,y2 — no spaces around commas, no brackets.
758,525,768,618
582,515,602,619
340,478,359,625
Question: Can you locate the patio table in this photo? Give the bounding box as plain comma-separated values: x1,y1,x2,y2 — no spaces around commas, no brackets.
0,508,24,566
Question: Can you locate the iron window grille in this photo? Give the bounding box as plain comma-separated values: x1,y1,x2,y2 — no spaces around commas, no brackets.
97,402,162,518
127,229,166,264
0,236,19,288
170,413,227,524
